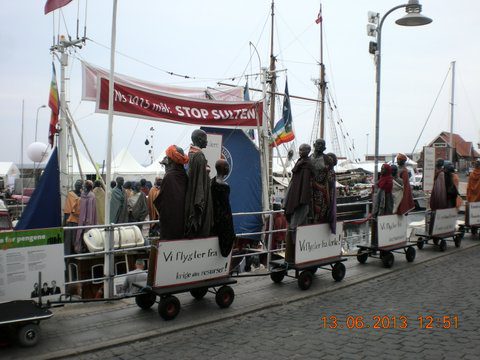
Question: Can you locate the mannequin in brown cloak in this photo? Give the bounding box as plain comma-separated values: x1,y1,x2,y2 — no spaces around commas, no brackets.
283,143,314,263
184,129,213,238
154,146,189,239
147,176,162,235
211,159,235,257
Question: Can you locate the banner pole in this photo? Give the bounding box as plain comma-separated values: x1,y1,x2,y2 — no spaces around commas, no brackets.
104,0,118,299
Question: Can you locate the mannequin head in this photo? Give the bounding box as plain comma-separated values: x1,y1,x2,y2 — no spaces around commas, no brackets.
74,179,83,194
313,139,326,155
397,153,407,166
391,164,399,177
435,158,444,170
94,180,104,190
116,177,124,188
124,181,132,190
110,180,116,189
155,176,162,187
215,159,230,177
140,179,147,187
133,182,141,193
192,129,208,149
326,152,337,167
298,144,311,159
84,180,93,192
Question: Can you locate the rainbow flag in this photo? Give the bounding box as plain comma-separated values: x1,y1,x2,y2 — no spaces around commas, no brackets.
48,63,59,147
270,80,294,147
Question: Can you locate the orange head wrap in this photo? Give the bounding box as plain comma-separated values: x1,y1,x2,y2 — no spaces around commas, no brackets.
397,153,407,162
165,145,189,165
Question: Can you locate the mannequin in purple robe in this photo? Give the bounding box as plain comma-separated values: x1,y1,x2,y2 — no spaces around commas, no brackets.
75,180,97,253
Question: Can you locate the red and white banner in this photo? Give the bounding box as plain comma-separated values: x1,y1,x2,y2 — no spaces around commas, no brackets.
82,61,244,102
96,78,263,128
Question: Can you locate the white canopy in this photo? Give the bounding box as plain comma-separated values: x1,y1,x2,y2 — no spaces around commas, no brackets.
72,151,98,175
113,148,146,174
0,162,19,177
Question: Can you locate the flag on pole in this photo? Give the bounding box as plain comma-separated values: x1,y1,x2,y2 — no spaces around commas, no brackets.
48,63,60,147
315,5,323,24
244,82,255,140
270,80,295,147
44,0,73,15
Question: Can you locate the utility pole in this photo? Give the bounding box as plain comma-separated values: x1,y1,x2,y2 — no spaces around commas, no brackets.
267,0,276,207
51,36,85,210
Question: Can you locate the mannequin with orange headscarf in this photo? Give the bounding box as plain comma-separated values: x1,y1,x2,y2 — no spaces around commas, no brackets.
153,145,189,240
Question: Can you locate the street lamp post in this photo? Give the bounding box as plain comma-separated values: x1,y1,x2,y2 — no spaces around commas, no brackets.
369,0,432,183
35,104,47,142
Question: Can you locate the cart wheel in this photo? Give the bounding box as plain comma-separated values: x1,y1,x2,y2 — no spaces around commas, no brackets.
270,269,286,283
405,246,416,263
135,292,156,309
190,287,208,300
381,252,394,268
158,295,180,320
331,262,346,282
417,239,424,250
356,250,369,264
454,235,462,248
297,270,313,290
17,323,40,347
459,230,465,239
309,267,318,274
215,285,235,308
433,238,439,246
439,240,447,252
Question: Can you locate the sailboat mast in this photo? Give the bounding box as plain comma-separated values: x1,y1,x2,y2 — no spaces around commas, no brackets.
319,3,326,140
449,60,456,162
268,0,276,205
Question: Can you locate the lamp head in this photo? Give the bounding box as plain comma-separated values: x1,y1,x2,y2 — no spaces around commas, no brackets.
395,0,432,26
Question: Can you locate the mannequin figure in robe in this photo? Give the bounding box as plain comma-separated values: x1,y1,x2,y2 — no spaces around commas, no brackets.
147,176,162,235
184,129,213,238
92,180,105,225
154,146,189,239
64,179,83,255
283,144,314,263
110,177,129,224
390,165,404,214
326,152,338,234
128,182,148,230
123,181,133,200
396,153,415,215
211,159,235,257
75,180,96,253
311,139,332,223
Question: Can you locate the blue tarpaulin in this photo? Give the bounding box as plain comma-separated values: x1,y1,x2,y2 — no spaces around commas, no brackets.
202,127,263,240
15,147,61,230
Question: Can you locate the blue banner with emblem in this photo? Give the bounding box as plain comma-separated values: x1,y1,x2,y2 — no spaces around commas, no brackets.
202,127,262,240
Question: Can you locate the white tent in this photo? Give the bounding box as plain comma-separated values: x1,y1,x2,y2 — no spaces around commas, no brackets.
72,151,98,176
0,162,19,190
112,148,151,181
144,155,165,179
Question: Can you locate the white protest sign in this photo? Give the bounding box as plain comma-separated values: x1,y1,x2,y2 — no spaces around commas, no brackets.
377,215,407,249
432,208,458,236
0,228,65,304
468,202,480,226
153,237,231,288
423,146,435,192
203,133,223,178
295,223,343,266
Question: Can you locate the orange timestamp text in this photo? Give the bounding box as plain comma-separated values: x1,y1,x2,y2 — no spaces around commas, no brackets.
320,314,459,330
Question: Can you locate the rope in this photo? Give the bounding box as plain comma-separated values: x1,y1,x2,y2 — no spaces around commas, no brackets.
410,66,451,154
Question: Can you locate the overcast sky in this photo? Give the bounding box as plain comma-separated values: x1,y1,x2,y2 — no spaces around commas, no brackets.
1,0,479,165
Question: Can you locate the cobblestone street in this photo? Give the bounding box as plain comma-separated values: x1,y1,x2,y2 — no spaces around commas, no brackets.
75,246,480,360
